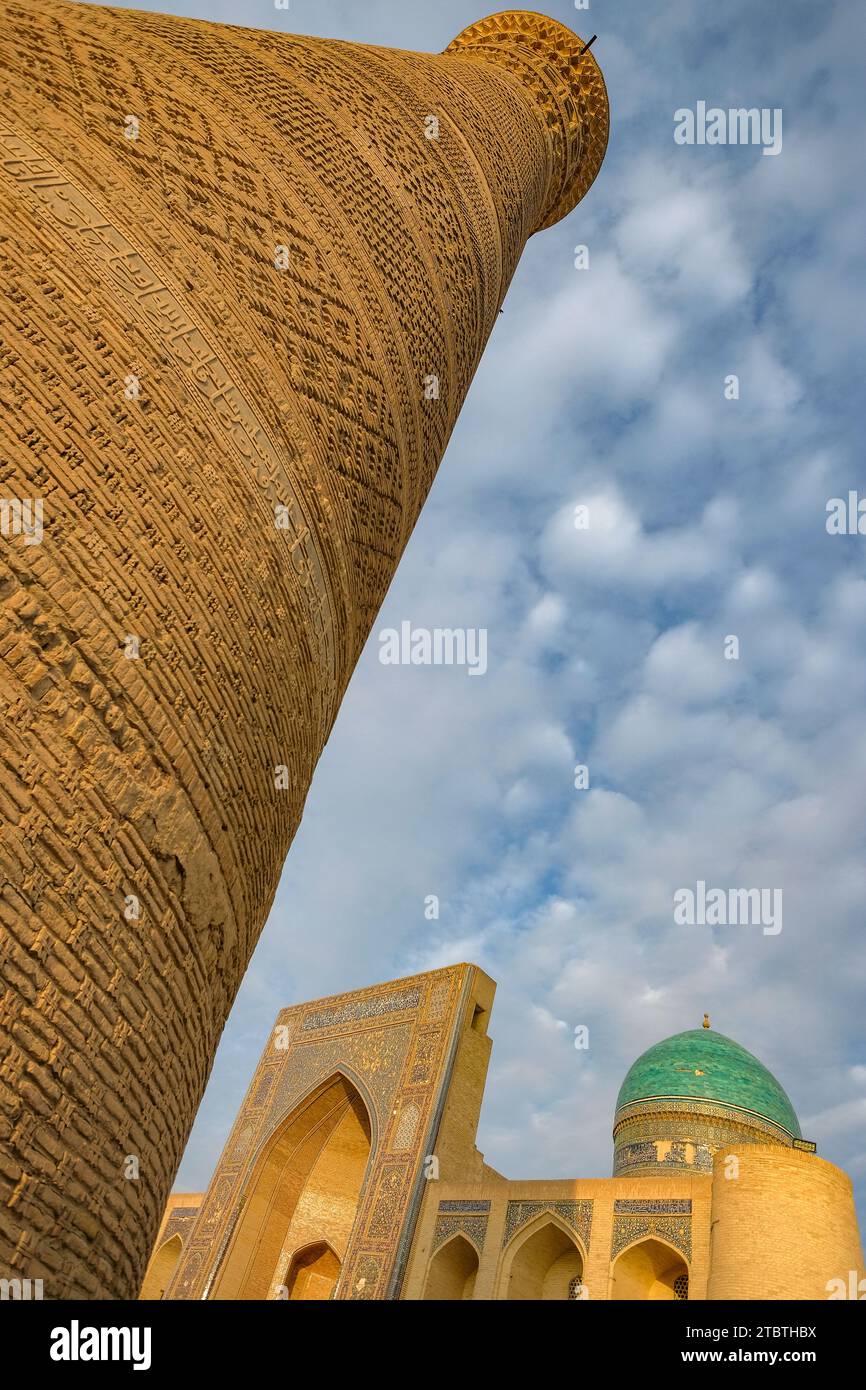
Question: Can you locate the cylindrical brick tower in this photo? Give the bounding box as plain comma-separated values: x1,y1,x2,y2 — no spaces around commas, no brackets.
0,4,608,1296
707,1146,864,1300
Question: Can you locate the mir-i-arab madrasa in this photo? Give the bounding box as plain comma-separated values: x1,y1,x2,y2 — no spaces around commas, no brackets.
0,0,861,1303
140,964,863,1302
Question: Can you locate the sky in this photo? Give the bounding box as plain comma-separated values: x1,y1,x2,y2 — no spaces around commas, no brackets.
90,0,866,1222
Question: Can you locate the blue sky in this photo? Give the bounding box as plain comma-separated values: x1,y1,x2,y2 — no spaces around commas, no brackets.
94,0,866,1222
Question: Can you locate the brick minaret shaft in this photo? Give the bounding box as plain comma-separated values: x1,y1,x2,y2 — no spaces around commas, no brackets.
0,4,608,1297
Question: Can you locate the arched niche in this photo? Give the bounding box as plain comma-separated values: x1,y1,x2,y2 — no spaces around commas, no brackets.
611,1237,689,1300
501,1215,585,1301
139,1233,183,1300
283,1241,342,1300
211,1071,373,1299
422,1233,479,1301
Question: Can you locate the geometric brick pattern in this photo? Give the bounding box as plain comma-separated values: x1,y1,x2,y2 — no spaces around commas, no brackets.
0,0,608,1298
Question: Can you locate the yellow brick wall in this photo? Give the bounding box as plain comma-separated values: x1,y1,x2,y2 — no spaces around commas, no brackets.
430,970,497,1187
403,1174,712,1300
139,1193,202,1300
707,1145,864,1300
406,1152,864,1300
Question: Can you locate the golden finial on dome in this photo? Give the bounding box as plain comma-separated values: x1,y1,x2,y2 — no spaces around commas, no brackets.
703,1013,711,1029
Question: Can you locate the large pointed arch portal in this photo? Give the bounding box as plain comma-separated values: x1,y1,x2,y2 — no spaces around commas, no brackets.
210,1073,372,1299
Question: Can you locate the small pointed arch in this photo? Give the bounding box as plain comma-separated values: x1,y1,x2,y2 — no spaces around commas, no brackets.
211,1070,374,1299
501,1208,588,1263
139,1232,183,1300
440,1226,484,1258
497,1212,586,1295
500,1211,586,1301
422,1232,479,1301
611,1235,689,1300
282,1240,342,1300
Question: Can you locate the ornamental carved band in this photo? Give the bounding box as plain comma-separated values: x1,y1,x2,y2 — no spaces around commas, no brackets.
0,4,608,1298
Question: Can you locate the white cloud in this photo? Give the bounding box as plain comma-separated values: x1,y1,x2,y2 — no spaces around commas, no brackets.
541,487,730,593
615,163,751,308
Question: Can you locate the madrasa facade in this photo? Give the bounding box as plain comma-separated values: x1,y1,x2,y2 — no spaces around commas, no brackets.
141,964,863,1301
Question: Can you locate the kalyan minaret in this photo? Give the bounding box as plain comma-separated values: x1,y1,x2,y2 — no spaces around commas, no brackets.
0,3,608,1296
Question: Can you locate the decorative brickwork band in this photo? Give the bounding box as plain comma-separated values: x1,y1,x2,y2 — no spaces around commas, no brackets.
439,1200,492,1213
614,1199,692,1215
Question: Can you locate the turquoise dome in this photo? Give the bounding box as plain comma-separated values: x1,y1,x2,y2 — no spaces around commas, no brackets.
615,1028,800,1138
